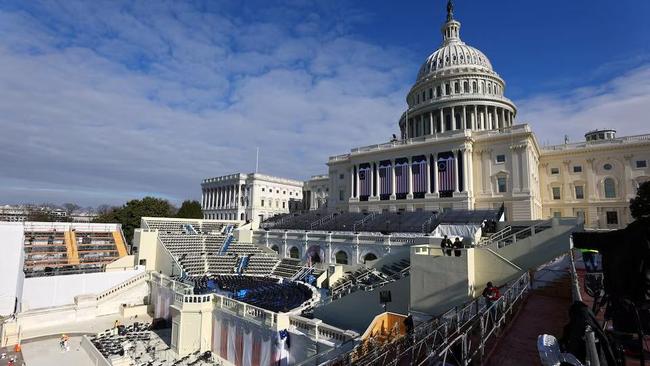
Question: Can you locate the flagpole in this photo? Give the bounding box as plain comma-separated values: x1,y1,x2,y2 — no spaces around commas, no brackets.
255,147,259,174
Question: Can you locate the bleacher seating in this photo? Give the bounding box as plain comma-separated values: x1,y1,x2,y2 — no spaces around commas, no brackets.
22,224,127,277
262,210,328,230
353,211,439,233
244,255,280,275
329,259,410,301
272,258,303,278
315,212,368,231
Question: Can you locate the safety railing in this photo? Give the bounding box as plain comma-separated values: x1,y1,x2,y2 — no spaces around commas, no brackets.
333,271,530,366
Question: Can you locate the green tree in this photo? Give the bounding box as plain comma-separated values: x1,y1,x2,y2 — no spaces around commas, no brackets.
176,200,203,219
94,197,176,244
630,181,650,219
27,209,56,222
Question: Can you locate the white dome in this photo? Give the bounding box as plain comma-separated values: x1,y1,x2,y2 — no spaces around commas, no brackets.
416,20,493,83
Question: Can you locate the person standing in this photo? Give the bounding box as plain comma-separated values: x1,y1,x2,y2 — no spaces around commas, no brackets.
440,235,449,256
482,282,501,315
453,237,463,257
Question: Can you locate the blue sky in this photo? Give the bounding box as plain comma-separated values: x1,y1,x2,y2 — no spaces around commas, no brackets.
0,0,649,207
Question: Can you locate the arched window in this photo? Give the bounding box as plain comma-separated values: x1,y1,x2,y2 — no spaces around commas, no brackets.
454,82,460,94
604,178,616,198
271,245,279,253
436,85,442,97
463,81,469,93
240,213,245,221
472,81,477,93
363,253,378,263
289,247,300,259
335,251,348,265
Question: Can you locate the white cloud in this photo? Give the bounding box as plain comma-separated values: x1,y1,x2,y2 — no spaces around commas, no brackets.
0,1,415,206
517,65,650,145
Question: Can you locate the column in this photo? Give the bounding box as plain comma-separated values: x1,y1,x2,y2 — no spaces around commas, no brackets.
433,153,439,194
462,105,467,129
350,166,355,199
439,108,444,133
216,187,220,208
355,165,360,198
493,107,498,130
454,150,460,193
462,148,469,192
522,148,530,192
511,147,521,193
407,157,413,198
368,163,374,198
373,163,380,198
451,106,456,130
429,112,434,135
467,148,474,195
425,154,431,194
390,160,397,200
500,108,506,129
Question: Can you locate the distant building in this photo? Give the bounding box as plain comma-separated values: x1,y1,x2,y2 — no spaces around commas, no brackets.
302,174,329,210
201,173,303,222
0,205,29,222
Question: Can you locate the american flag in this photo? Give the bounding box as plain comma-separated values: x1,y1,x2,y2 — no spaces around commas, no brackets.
359,166,371,196
438,156,455,191
395,162,408,194
412,160,427,193
379,165,392,195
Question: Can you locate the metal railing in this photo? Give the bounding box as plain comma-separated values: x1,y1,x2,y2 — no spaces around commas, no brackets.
353,212,376,232
331,271,531,366
479,219,553,248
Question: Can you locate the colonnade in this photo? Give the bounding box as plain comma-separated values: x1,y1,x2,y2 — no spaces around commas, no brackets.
404,105,514,139
350,147,473,200
202,184,241,210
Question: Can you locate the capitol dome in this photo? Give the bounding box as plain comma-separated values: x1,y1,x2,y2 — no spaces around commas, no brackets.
399,0,517,140
416,28,494,82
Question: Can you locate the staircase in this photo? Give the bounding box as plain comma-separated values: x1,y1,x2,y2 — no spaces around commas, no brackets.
112,231,129,257
64,230,80,265
236,256,250,275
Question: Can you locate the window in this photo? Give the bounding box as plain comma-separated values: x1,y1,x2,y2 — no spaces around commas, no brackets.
283,191,286,194
276,190,280,193
636,160,647,168
339,173,344,179
496,154,506,163
604,178,616,198
573,166,582,173
463,81,469,92
575,185,584,199
445,83,450,95
606,211,618,225
575,210,585,220
422,91,426,101
553,211,562,218
261,188,265,192
552,187,561,200
497,177,507,193
261,200,264,207
436,86,442,97
550,167,559,175
603,163,612,170
339,190,345,201
282,202,285,209
429,88,433,99
454,82,460,93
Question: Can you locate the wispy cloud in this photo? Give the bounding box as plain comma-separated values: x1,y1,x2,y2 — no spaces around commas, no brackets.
0,1,414,205
517,65,650,146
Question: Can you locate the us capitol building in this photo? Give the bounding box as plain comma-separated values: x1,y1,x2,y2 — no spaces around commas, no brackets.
325,2,650,230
